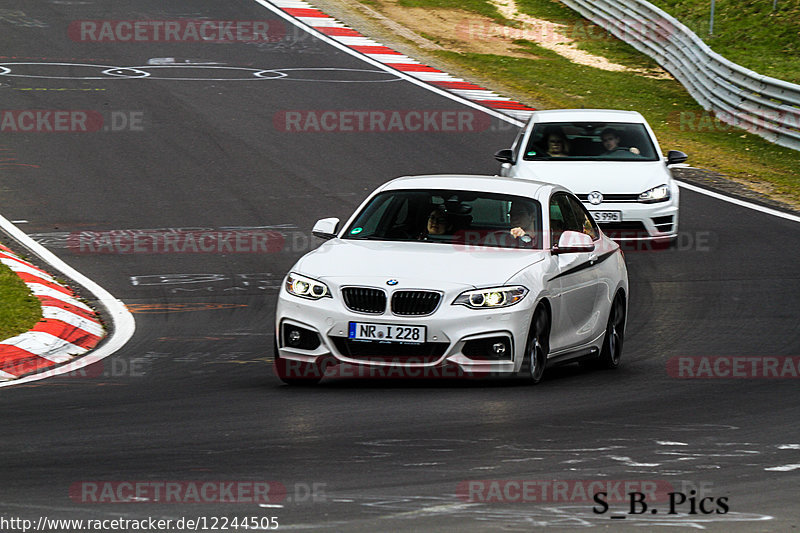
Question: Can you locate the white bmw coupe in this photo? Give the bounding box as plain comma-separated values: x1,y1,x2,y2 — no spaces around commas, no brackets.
274,175,628,385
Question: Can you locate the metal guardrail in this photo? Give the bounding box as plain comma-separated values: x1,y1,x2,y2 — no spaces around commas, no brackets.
561,0,800,151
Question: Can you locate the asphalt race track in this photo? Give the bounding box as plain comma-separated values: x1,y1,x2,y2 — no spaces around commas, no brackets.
0,1,798,531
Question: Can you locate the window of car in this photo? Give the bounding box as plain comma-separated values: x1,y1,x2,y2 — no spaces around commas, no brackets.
523,121,659,161
549,192,600,244
549,194,571,245
349,191,397,236
509,116,531,163
565,194,600,240
343,189,543,249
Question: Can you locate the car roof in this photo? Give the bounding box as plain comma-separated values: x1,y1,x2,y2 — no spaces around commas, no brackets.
380,174,566,199
528,109,646,123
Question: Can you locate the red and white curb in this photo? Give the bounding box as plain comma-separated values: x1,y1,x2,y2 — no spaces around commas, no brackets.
267,0,536,120
0,216,133,389
0,244,105,380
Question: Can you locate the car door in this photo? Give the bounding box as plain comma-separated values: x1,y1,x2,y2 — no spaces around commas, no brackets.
547,192,604,353
565,194,611,343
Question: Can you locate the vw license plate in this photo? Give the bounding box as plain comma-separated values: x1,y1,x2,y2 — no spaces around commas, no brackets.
349,322,426,344
590,211,622,222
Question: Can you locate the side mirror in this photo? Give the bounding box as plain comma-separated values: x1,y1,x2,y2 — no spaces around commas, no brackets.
553,230,594,254
494,149,514,164
666,150,688,165
312,217,340,240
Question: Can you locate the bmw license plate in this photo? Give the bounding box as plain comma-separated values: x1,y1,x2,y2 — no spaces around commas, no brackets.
349,322,426,344
590,211,622,222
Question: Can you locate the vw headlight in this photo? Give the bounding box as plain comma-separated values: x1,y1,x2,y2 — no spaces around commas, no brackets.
453,286,528,309
638,184,671,203
286,273,331,300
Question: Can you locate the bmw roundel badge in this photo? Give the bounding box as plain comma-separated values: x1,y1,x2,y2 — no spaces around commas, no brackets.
386,279,398,286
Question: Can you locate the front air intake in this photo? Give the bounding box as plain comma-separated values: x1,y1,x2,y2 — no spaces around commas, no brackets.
342,287,386,314
391,291,441,316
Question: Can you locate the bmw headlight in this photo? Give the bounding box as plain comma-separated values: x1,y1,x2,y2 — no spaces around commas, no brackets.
638,184,671,203
453,286,528,309
286,273,331,300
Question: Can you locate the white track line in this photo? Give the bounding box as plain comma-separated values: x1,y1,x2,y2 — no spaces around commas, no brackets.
0,213,136,388
257,0,800,225
677,181,800,223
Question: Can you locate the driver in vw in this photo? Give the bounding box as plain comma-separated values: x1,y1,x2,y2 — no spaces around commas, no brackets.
601,127,640,155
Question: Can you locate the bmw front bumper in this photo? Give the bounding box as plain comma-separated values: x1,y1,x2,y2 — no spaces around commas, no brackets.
275,286,537,377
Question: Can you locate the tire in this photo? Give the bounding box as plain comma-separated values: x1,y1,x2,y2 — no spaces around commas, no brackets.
519,307,549,384
599,293,625,369
273,339,323,386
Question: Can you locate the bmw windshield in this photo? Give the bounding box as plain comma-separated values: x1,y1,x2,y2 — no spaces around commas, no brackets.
343,189,543,249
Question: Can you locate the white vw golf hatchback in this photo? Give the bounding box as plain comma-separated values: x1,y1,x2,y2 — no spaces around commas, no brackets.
274,175,628,385
495,109,687,243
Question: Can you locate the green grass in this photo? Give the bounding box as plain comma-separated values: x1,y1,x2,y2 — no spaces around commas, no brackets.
357,0,800,203
647,0,800,83
0,260,42,341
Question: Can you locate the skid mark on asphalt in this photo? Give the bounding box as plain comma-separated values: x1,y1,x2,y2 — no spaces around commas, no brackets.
608,456,662,468
156,334,270,341
351,434,799,480
30,225,296,247
12,87,106,91
29,224,323,256
0,56,116,61
0,145,39,168
764,464,800,471
352,495,773,529
129,273,281,294
0,9,48,28
581,421,741,432
126,303,249,313
147,58,225,65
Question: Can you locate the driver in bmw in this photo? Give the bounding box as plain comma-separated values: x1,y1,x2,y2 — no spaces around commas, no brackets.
418,205,453,239
509,202,537,247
